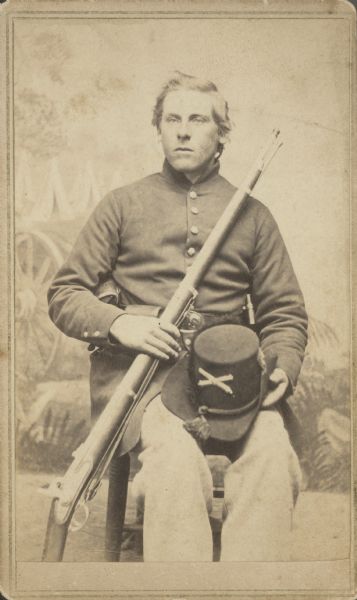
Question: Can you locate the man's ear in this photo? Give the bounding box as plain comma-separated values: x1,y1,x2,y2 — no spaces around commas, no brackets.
218,133,227,145
215,137,227,159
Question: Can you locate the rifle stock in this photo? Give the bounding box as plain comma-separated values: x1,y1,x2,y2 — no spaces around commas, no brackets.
42,500,72,561
41,129,282,561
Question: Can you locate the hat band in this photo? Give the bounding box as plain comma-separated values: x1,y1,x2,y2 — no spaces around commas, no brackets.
198,394,260,417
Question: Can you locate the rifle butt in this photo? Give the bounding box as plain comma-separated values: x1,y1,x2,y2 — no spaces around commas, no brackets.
42,499,71,561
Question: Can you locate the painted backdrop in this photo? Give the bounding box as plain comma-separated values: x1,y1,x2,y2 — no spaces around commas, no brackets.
14,16,351,500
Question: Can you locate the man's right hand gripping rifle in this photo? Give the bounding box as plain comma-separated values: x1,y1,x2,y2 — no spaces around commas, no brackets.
109,315,181,361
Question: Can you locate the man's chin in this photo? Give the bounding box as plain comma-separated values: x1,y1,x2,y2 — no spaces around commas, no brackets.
168,156,197,173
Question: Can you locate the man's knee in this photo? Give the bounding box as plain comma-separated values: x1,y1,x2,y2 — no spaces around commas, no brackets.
133,434,213,506
226,408,302,497
139,435,203,472
245,408,295,459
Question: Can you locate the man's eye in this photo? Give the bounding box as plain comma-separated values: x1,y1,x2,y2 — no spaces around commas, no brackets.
192,116,206,123
166,116,179,122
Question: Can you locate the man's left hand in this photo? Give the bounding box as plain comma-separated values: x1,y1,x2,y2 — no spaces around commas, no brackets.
262,368,289,408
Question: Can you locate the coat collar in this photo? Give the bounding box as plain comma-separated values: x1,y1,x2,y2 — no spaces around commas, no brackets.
161,158,221,191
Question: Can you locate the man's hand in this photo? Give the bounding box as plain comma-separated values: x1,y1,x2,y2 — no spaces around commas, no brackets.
262,368,289,408
109,314,181,360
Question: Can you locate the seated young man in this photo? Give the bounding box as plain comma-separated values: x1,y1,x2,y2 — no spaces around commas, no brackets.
48,72,308,561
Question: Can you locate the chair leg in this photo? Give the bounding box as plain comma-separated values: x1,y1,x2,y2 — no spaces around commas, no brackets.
210,516,222,562
212,529,222,562
104,452,130,561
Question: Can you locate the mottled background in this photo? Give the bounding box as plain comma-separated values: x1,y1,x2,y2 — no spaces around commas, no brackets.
13,15,352,561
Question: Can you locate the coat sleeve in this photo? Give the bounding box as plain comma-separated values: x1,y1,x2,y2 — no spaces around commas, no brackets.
47,191,125,346
251,205,308,389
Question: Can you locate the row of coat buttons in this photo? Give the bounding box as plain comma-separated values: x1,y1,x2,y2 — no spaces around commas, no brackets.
83,330,100,338
187,190,198,257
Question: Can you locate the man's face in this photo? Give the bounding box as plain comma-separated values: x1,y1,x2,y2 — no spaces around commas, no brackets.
159,90,226,181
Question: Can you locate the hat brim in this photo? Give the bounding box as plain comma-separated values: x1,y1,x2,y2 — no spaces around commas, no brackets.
161,354,266,442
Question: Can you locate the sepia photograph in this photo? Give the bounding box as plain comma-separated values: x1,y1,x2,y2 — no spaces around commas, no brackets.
0,0,355,598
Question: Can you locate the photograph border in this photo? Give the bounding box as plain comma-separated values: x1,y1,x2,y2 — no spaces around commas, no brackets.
0,1,356,598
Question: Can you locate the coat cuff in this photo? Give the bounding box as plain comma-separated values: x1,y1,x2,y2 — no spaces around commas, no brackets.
275,351,303,392
82,303,125,345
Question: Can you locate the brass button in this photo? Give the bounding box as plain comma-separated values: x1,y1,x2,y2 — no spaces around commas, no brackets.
191,206,199,215
83,331,88,338
189,190,197,199
94,331,100,337
187,247,196,257
190,225,199,235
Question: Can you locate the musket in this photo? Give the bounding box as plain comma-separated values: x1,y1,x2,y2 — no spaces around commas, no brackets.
41,129,283,561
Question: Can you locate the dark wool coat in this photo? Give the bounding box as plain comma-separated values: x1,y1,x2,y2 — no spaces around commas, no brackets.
48,160,308,454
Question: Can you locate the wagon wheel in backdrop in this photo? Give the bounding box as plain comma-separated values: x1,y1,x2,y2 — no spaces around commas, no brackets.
16,230,64,381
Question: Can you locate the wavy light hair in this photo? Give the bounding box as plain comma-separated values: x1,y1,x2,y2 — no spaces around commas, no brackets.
152,72,232,154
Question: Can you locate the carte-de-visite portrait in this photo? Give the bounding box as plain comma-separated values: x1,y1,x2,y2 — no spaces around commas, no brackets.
0,0,356,598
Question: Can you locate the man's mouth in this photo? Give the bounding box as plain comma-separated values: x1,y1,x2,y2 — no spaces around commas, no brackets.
175,147,193,152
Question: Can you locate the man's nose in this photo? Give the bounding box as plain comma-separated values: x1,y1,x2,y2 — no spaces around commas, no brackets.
177,121,191,140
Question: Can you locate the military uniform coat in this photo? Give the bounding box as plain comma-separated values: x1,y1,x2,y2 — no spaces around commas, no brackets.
48,160,308,454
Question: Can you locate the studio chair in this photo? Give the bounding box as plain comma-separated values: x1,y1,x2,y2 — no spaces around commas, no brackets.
104,451,131,561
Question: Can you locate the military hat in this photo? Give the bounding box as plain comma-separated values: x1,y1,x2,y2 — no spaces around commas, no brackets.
162,324,274,443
